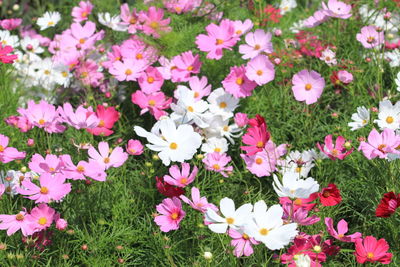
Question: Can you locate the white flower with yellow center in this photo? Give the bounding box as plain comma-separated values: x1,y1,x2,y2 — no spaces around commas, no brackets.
374,100,400,130
396,72,400,92
273,172,319,199
243,200,298,250
207,88,239,120
348,106,370,131
20,37,44,54
279,0,297,14
134,119,201,166
201,137,229,154
205,197,253,233
98,13,128,32
37,12,61,31
0,30,19,47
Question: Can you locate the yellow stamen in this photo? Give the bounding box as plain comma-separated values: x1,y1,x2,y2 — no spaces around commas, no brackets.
236,78,243,85
256,70,263,76
305,83,312,90
216,39,224,45
219,102,227,108
15,214,24,221
169,143,178,150
40,187,49,194
38,217,47,225
226,217,234,224
259,228,269,236
386,116,394,124
147,76,154,83
255,158,263,164
148,99,156,106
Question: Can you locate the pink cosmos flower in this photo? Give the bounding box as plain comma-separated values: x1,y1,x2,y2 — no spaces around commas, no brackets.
280,193,319,212
317,135,353,160
154,197,185,232
126,139,144,155
30,204,55,231
0,44,18,63
233,19,253,37
102,45,122,69
0,18,22,30
139,6,171,38
188,76,211,100
202,152,233,177
71,1,93,23
355,236,392,264
138,66,164,94
109,58,148,81
234,113,249,127
239,29,273,59
228,228,259,257
222,65,257,98
356,26,384,49
292,69,325,105
29,154,65,175
131,90,172,120
58,103,99,130
245,55,275,86
86,105,120,136
304,10,330,28
119,3,141,34
282,203,320,226
62,157,107,182
338,70,353,84
163,0,201,14
325,218,361,243
241,115,270,155
163,163,198,188
55,215,68,231
4,115,32,132
0,134,26,163
322,0,352,19
17,173,71,203
180,187,218,213
171,51,202,82
195,19,239,60
0,210,36,236
119,37,158,65
157,56,176,80
358,128,400,159
88,141,128,170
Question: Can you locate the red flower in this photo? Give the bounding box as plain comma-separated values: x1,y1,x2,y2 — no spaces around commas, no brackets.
375,192,400,218
155,176,184,198
262,5,282,23
355,236,392,264
0,44,17,64
319,184,342,206
87,105,120,136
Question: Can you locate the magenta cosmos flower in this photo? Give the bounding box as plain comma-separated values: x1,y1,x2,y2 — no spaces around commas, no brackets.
355,236,392,264
292,69,325,105
126,139,144,156
138,66,164,94
154,197,185,232
17,173,71,203
71,1,93,23
139,6,171,38
358,128,400,159
131,90,172,120
30,204,56,231
171,51,202,82
86,105,120,137
195,19,239,60
0,18,22,30
356,26,384,49
228,228,259,257
0,134,26,163
322,0,352,19
245,55,275,86
163,163,198,188
222,65,257,99
0,210,36,236
180,187,218,213
202,152,233,177
316,135,353,160
119,3,141,34
239,29,273,59
325,217,361,243
88,141,128,170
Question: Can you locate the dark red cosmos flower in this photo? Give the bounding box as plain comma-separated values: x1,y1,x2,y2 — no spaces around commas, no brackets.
375,192,400,218
155,176,184,198
319,184,342,206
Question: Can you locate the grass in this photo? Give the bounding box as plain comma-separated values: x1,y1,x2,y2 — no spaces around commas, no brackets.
0,0,400,266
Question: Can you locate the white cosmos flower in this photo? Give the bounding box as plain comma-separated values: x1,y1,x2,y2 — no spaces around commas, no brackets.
294,254,311,267
207,88,239,120
170,86,209,128
385,50,400,68
319,48,337,66
205,197,253,233
396,72,400,92
134,118,202,166
273,172,319,199
0,30,19,47
201,137,229,154
20,37,44,54
279,0,297,14
203,115,241,143
37,11,61,30
374,100,400,130
243,200,298,250
278,150,317,178
348,106,370,131
98,13,128,32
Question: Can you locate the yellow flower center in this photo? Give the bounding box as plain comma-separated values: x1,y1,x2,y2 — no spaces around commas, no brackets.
378,144,386,152
213,164,220,170
104,157,110,164
40,187,49,194
79,38,85,44
150,21,159,29
223,126,229,132
0,145,4,152
38,217,47,225
125,69,132,75
294,198,302,205
219,102,227,108
255,158,263,164
242,233,249,240
331,149,339,156
49,167,55,172
82,11,88,18
180,178,188,184
254,44,261,50
147,76,154,83
81,72,88,78
236,30,242,35
170,212,179,220
338,234,344,238
170,142,178,150
44,70,50,75
313,245,322,253
62,71,68,77
39,119,46,125
194,92,199,98
15,214,24,221
236,78,243,85
77,165,85,173
129,148,136,154
148,99,156,106
386,116,394,124
216,39,224,45
187,65,194,71
367,36,375,43
259,228,269,236
98,120,105,127
187,106,194,112
367,252,374,259
47,21,54,26
129,18,137,24
305,83,312,90
256,70,263,76
214,148,221,153
136,53,143,60
226,217,234,224
295,166,302,173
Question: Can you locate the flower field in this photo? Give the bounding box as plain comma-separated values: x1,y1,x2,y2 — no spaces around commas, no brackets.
0,0,400,265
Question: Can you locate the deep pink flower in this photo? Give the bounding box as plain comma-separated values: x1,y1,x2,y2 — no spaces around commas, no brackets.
119,3,141,34
222,65,257,98
0,134,26,163
292,69,325,105
195,19,239,60
239,29,273,59
0,18,22,30
279,193,319,212
0,44,17,63
163,163,198,188
319,183,342,206
154,197,185,232
131,90,172,120
138,66,164,94
86,105,120,136
88,141,128,170
358,128,400,159
30,204,56,231
228,228,259,257
155,176,184,198
126,139,144,156
180,187,218,213
17,173,71,203
171,51,202,82
139,6,171,38
355,236,392,264
71,1,93,23
325,218,361,242
376,192,400,218
317,135,353,160
202,152,233,177
0,210,36,236
356,26,384,49
245,54,275,86
241,115,270,155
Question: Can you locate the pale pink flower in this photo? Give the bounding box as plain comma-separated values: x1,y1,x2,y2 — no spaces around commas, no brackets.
154,197,185,232
75,60,104,87
88,141,128,170
126,139,144,155
180,187,218,213
29,154,65,175
228,228,259,257
61,155,107,181
202,152,233,177
30,203,55,230
58,103,99,130
163,163,198,188
139,6,171,38
0,210,36,236
171,51,202,82
239,29,273,59
292,69,325,105
195,19,239,60
282,203,320,226
138,66,164,94
71,1,93,23
356,26,384,49
188,76,211,100
338,70,353,84
317,135,353,160
234,113,249,127
17,173,71,204
0,134,26,163
157,56,176,80
119,3,141,34
322,0,352,19
109,59,148,81
131,90,172,120
222,65,257,98
358,128,400,159
325,217,362,242
233,19,253,37
245,55,275,86
304,10,329,28
55,215,68,231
